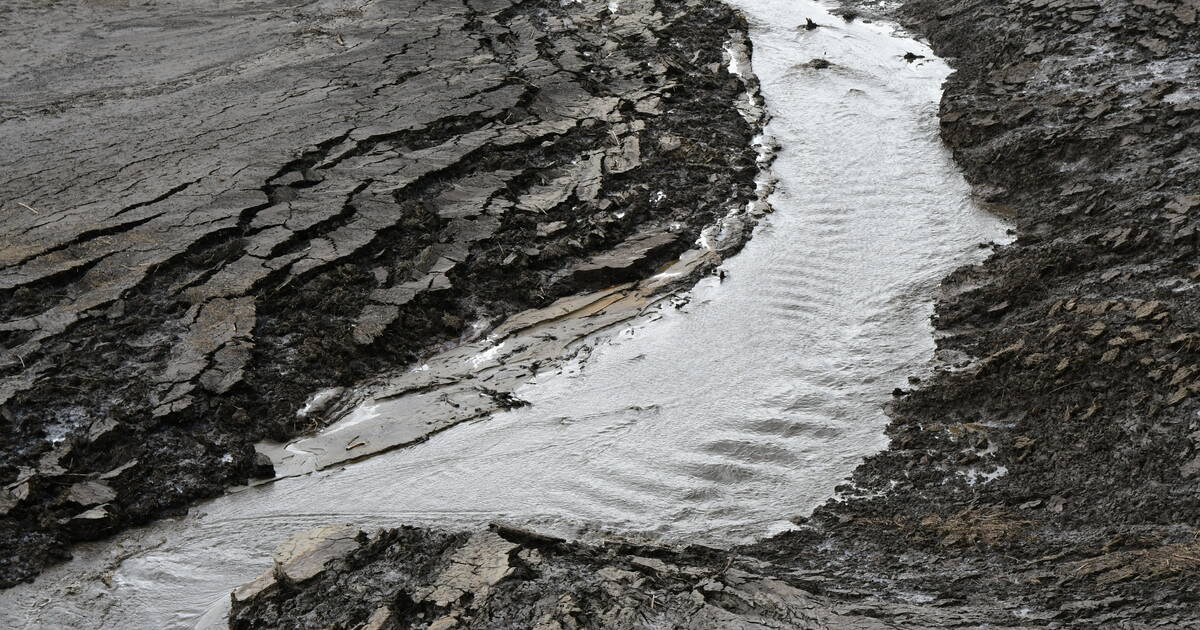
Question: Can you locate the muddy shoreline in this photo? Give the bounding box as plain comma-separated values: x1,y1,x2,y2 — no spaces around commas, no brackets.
228,0,1200,628
3,0,1198,625
0,0,763,587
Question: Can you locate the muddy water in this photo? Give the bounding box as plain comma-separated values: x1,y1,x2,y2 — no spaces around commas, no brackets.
0,2,1008,628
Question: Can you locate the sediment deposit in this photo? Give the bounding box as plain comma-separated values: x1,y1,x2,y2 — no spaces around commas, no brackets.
4,0,1198,626
0,0,761,586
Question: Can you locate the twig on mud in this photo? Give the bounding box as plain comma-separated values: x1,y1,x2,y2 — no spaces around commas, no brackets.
17,202,40,215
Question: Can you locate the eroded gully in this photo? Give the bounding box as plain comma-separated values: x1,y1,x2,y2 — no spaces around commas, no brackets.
0,1,1008,627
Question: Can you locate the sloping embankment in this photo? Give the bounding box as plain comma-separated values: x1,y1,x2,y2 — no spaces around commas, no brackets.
0,0,760,586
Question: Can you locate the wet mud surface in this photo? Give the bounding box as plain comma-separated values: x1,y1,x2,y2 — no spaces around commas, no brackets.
0,0,761,586
5,0,1199,625
229,0,1200,628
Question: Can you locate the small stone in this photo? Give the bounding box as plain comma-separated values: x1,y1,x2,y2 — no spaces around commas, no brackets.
426,531,518,608
603,135,641,174
231,571,277,605
252,452,275,479
87,417,121,444
274,524,361,583
1134,300,1162,319
99,459,138,481
537,221,568,237
65,481,117,508
490,522,565,545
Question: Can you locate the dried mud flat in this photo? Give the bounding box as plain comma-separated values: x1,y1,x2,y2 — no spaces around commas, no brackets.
0,0,761,587
227,0,1200,628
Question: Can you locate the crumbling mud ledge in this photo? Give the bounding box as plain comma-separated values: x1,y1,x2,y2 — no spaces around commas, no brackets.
228,0,1200,627
0,0,763,586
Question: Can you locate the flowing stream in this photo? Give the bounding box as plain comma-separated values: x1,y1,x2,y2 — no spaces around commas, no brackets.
0,1,1009,627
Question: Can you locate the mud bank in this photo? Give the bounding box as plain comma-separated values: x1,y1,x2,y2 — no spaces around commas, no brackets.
746,0,1200,624
228,0,1200,628
0,0,762,585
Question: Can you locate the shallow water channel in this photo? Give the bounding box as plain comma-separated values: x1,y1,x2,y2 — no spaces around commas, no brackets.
0,1,1008,627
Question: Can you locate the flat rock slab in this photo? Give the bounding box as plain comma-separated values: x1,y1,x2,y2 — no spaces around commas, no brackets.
231,523,360,604
569,229,682,283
